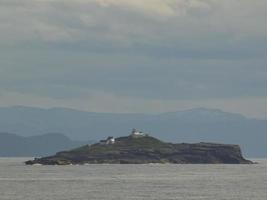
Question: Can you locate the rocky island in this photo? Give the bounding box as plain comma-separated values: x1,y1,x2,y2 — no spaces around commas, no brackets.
25,129,252,165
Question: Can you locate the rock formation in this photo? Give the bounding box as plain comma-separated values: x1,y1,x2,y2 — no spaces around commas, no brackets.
25,134,253,165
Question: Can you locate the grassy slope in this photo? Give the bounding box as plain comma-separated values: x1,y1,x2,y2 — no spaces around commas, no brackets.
67,136,170,155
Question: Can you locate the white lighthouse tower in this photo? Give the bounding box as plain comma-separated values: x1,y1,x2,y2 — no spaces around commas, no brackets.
130,128,148,137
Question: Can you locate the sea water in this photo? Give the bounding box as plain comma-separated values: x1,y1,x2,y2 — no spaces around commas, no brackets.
0,158,266,200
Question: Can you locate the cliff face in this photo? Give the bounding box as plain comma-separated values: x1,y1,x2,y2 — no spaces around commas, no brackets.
25,135,253,165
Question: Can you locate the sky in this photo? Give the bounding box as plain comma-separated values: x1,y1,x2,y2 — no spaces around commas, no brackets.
0,0,267,118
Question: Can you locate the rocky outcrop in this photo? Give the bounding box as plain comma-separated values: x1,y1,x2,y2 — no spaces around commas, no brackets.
25,135,253,165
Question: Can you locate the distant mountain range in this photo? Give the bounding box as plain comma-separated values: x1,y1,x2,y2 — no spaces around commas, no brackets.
0,106,266,157
0,132,88,157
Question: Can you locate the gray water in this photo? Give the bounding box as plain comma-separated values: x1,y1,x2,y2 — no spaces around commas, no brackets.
0,158,266,200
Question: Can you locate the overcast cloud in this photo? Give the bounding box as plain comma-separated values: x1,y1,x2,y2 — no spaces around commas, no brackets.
0,0,267,118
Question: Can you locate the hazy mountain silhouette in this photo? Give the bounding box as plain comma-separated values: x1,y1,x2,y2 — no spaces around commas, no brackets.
0,132,88,157
0,106,266,157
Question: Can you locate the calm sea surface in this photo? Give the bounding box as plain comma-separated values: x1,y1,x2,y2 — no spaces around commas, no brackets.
0,158,266,200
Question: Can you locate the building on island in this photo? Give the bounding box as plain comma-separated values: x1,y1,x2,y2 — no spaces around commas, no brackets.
130,128,148,137
99,136,115,145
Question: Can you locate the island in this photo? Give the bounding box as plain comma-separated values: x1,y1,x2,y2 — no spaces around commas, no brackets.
25,129,253,165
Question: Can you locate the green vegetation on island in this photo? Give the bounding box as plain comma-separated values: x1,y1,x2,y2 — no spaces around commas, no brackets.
25,129,253,165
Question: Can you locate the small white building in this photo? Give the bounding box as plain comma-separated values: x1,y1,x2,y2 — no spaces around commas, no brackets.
107,137,115,144
99,136,115,145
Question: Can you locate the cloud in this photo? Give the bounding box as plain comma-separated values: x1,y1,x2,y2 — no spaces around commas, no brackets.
0,0,267,117
0,49,266,104
95,0,177,17
1,0,266,52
